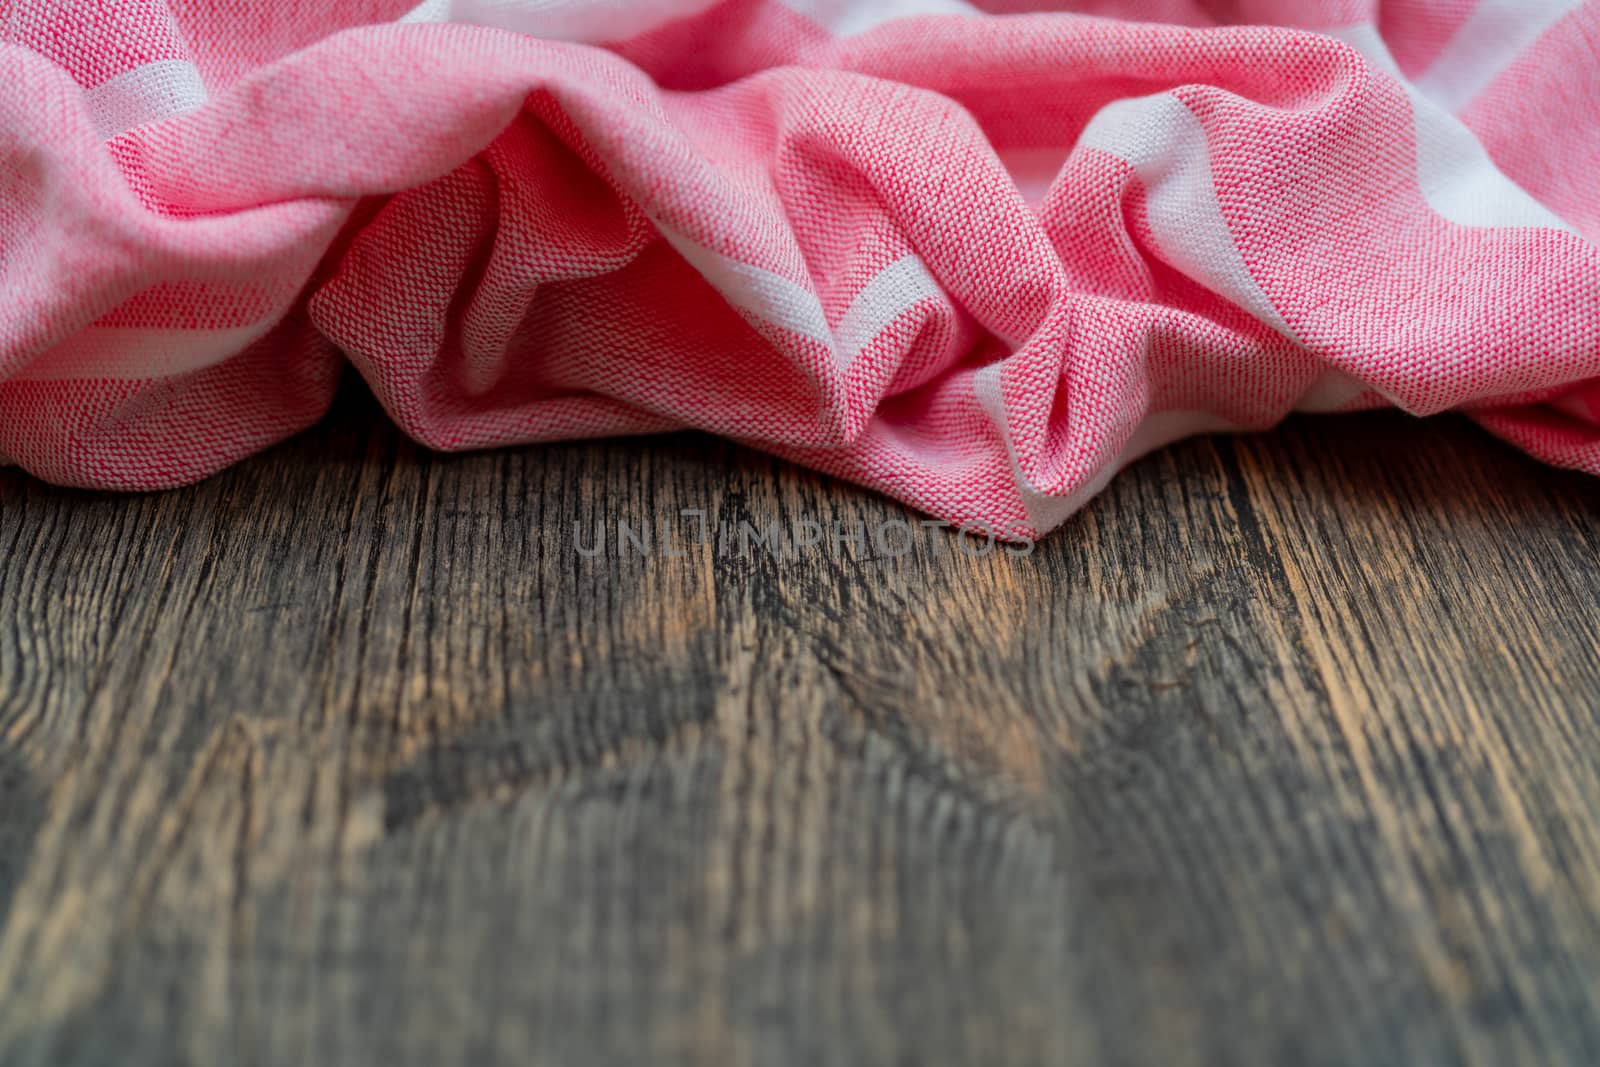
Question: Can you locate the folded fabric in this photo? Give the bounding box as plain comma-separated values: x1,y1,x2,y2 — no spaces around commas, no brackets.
3,0,1597,539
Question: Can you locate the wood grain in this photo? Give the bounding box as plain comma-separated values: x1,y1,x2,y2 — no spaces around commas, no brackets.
1,378,1598,1066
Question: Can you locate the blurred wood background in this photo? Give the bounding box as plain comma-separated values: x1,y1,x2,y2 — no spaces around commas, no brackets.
2,379,1598,1065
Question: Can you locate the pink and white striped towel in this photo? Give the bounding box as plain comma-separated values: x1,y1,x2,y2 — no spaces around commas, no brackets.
3,1,1597,538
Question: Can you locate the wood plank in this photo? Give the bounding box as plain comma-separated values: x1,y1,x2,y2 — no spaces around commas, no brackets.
1,381,1597,1065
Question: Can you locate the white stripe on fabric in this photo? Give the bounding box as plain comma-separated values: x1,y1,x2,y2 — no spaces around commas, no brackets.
667,238,941,371
665,237,833,348
1076,93,1299,342
833,255,942,367
14,319,282,382
1412,0,1589,114
976,363,1235,533
1328,24,1573,232
399,0,723,42
1295,368,1368,413
84,59,208,141
775,0,979,36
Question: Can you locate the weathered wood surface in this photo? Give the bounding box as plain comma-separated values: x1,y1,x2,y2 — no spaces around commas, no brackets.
1,381,1598,1066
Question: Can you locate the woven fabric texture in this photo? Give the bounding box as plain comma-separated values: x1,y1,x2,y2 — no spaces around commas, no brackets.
3,0,1598,538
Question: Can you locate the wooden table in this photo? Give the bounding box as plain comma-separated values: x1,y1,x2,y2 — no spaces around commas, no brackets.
2,381,1598,1065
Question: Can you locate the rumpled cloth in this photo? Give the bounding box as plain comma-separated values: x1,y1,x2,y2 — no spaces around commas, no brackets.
3,0,1597,539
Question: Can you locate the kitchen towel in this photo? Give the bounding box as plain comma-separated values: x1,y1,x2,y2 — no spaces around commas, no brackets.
3,0,1597,539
